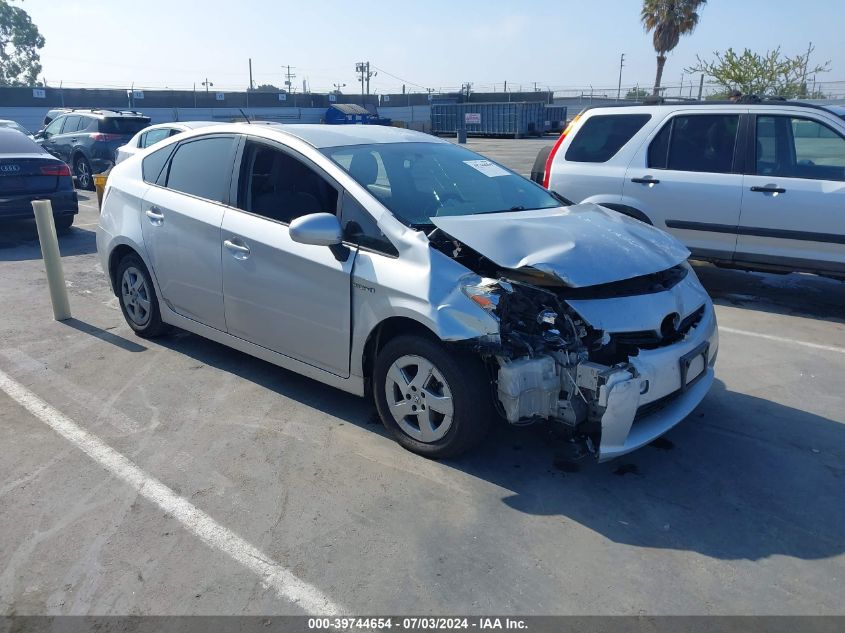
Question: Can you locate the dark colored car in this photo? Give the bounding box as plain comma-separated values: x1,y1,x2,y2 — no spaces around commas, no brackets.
0,128,78,232
34,109,151,190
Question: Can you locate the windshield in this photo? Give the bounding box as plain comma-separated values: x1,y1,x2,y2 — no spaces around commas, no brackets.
322,142,559,226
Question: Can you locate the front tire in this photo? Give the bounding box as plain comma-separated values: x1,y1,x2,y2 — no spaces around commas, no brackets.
116,254,167,338
374,334,492,458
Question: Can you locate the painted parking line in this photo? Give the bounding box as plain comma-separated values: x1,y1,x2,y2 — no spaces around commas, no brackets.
720,326,845,355
0,367,346,616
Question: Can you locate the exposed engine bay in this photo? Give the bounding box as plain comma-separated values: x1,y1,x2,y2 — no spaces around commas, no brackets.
428,226,715,460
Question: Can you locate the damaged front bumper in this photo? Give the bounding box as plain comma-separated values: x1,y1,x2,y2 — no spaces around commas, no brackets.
597,306,718,461
495,301,719,462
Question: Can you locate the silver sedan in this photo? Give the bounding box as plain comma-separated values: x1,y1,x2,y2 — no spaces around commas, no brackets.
97,123,718,460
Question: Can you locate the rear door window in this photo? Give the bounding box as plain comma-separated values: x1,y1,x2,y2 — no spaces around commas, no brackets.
60,116,81,134
162,136,237,203
565,114,651,163
648,114,740,173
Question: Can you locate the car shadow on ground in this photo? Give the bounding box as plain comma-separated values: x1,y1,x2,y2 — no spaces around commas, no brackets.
154,330,844,563
0,219,96,261
692,261,845,324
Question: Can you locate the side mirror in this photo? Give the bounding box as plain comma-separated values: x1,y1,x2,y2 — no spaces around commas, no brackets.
289,213,343,246
34,131,45,139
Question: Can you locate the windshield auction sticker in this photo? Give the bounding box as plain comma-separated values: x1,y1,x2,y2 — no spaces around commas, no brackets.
463,160,510,177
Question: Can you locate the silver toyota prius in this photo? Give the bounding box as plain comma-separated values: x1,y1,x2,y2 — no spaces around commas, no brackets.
97,123,718,461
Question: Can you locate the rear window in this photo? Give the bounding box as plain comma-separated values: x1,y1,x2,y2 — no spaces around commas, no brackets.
101,118,151,135
0,129,46,153
565,114,651,163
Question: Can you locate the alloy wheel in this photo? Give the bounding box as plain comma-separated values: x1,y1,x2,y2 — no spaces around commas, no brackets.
120,266,152,327
384,354,454,443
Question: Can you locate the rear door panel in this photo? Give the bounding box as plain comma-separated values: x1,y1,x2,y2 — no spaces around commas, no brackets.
623,109,747,259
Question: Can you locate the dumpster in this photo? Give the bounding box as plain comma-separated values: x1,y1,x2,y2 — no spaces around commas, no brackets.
93,169,110,209
430,102,546,138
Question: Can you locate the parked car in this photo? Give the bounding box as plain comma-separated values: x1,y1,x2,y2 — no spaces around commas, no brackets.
34,109,150,190
98,124,718,461
0,119,32,136
533,100,845,279
115,121,221,165
0,128,78,232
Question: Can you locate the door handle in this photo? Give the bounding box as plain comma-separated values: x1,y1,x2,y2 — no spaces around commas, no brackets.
631,177,660,185
145,207,164,225
750,186,786,194
223,239,251,259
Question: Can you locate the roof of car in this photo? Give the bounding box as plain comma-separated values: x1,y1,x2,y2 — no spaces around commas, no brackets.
55,108,149,118
246,123,449,149
579,98,842,116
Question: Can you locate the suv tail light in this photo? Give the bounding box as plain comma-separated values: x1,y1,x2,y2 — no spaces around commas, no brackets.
40,163,72,176
542,113,581,189
89,133,123,142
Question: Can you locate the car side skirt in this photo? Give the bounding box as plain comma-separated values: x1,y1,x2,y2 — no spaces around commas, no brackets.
159,303,366,398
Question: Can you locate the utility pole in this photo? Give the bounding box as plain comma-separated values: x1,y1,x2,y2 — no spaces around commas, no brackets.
355,62,376,102
248,58,254,91
617,53,625,100
282,65,296,93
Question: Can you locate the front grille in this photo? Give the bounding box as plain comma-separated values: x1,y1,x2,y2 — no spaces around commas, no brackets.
612,305,706,350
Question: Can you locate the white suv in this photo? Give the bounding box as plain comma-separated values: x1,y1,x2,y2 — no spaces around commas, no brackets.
533,100,845,279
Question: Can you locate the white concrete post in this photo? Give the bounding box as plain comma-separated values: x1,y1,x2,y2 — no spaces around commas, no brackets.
31,200,71,321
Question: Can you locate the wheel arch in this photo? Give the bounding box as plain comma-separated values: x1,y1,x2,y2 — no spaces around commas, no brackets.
361,316,440,396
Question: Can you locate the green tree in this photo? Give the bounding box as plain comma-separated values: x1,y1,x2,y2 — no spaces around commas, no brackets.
254,83,280,92
0,0,44,86
626,87,649,100
687,45,830,99
641,0,707,96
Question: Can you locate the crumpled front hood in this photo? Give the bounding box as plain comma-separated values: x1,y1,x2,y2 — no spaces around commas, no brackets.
430,203,690,288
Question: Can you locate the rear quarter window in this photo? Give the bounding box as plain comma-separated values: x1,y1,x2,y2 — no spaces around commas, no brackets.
142,145,174,185
565,114,651,163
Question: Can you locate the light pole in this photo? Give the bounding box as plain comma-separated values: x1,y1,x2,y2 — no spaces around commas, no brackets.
202,78,213,95
617,53,625,100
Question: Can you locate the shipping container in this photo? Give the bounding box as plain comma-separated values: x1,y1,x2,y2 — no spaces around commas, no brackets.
543,105,568,133
430,102,547,138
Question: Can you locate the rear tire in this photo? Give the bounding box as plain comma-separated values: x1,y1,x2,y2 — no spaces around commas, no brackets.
74,155,94,191
374,334,492,458
116,254,167,338
55,215,73,233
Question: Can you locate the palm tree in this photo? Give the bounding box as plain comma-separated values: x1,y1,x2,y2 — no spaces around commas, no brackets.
641,0,707,96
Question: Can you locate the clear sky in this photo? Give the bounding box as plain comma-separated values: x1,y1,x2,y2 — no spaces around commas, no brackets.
21,0,845,96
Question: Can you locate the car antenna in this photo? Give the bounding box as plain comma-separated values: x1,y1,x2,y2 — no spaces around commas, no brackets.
239,109,251,124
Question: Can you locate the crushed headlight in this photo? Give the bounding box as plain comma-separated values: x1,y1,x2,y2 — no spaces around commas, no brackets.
461,276,510,314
